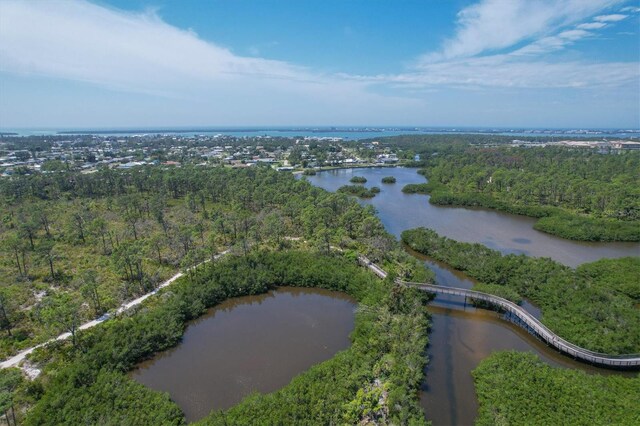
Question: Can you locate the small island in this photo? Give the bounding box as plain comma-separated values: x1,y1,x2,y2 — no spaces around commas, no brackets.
349,176,367,184
381,176,396,184
338,184,377,198
402,183,431,194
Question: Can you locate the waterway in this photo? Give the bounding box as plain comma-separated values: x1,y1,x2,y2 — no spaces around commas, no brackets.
302,167,639,267
302,167,639,425
418,254,636,425
130,287,356,423
4,127,638,139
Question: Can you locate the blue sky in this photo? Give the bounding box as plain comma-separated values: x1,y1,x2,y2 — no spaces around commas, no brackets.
0,0,638,128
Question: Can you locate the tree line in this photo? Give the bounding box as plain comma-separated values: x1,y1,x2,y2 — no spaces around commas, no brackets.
403,146,640,241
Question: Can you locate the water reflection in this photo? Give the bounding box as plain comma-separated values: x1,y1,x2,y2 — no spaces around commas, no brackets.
406,246,635,424
421,305,637,426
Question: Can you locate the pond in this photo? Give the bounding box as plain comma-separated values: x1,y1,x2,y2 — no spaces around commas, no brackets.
130,287,356,422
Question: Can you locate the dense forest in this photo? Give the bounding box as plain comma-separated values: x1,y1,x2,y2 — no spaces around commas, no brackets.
473,351,640,425
0,166,428,357
392,141,640,241
17,250,430,425
402,227,640,354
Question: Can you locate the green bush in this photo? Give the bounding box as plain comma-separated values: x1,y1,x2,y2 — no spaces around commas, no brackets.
401,183,434,194
350,176,367,184
409,145,640,243
338,185,377,198
473,351,640,426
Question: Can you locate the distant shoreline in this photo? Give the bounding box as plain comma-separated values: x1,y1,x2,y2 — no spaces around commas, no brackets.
55,127,415,135
55,128,640,135
2,127,638,140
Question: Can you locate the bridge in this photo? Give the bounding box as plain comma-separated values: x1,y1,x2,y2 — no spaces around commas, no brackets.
358,255,640,369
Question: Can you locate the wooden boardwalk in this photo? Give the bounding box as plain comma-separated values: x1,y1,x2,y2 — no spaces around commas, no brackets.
358,255,640,368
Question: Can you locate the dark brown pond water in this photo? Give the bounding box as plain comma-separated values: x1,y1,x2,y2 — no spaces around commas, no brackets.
304,168,639,425
130,287,356,422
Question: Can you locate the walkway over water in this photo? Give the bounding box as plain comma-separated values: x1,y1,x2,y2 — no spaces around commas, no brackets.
358,255,640,369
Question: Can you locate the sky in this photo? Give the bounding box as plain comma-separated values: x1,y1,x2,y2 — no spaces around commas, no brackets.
0,0,639,129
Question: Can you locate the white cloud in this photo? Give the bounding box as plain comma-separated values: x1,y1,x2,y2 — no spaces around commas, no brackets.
620,6,640,13
512,29,594,56
404,0,638,92
0,0,637,128
0,0,431,125
577,22,608,29
594,13,628,21
0,0,634,96
422,0,623,61
0,0,313,96
355,55,638,90
557,29,592,40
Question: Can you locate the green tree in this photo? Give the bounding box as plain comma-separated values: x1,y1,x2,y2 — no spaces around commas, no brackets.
78,271,103,317
0,368,22,426
88,217,110,254
113,241,146,293
263,211,285,246
0,290,16,337
41,293,83,348
2,233,28,277
36,240,58,282
18,213,38,250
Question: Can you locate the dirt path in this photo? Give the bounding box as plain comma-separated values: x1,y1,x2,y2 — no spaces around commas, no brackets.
0,250,230,371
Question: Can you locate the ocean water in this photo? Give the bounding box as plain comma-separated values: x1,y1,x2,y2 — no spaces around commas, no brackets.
2,127,638,140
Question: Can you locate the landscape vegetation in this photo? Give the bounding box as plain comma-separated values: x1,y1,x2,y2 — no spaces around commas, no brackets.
0,162,433,424
1,0,639,424
473,351,640,426
0,133,638,425
22,251,429,425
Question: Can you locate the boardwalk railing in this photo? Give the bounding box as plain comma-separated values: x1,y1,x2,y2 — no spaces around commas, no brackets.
358,255,640,368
